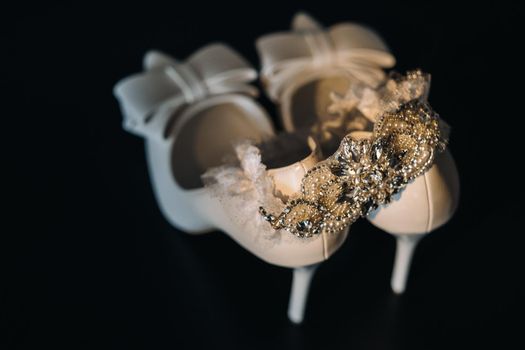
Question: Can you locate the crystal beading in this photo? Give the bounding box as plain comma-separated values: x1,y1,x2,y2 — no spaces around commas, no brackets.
259,98,447,238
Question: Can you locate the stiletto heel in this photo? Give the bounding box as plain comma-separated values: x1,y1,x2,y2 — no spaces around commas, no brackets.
391,234,423,294
288,264,319,324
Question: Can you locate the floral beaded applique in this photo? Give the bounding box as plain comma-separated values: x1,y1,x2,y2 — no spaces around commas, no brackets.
259,99,447,238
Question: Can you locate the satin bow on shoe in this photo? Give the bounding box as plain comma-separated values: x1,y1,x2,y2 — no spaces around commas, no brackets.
113,44,259,141
257,12,396,101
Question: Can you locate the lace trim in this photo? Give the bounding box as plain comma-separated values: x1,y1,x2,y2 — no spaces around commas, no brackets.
202,140,321,246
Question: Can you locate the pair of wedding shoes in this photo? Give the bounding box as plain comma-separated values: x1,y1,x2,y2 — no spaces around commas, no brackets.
114,12,459,324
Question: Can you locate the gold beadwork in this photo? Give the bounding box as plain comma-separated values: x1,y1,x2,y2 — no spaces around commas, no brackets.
259,99,447,238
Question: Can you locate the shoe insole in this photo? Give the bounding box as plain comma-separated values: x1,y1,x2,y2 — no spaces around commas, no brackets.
171,103,265,189
290,76,351,130
258,130,311,170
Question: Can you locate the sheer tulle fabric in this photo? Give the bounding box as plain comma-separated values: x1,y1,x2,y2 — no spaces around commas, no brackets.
202,141,322,246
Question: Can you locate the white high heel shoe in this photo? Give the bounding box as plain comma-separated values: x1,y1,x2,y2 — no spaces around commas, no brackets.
259,94,455,297
203,134,348,323
292,69,460,294
341,71,460,294
114,44,347,323
257,12,395,138
352,132,460,293
114,44,275,232
369,151,459,294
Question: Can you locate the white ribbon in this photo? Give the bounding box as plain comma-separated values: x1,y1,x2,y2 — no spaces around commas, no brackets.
113,43,258,141
256,13,396,101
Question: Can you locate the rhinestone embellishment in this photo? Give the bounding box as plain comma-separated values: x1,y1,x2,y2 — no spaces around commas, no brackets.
259,99,447,238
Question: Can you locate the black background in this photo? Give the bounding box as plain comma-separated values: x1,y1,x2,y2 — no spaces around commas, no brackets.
4,1,523,349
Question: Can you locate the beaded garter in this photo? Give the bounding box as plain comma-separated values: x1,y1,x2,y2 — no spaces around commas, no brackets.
259,70,449,237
